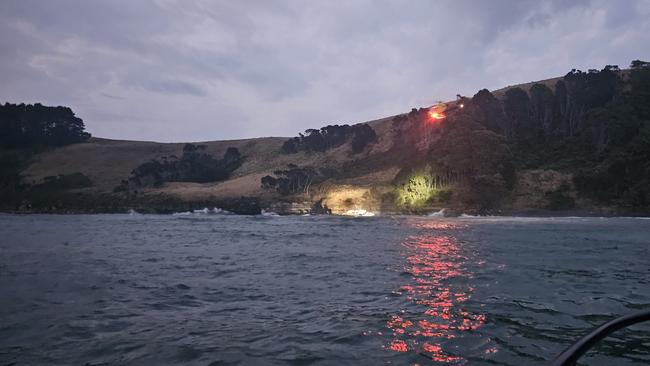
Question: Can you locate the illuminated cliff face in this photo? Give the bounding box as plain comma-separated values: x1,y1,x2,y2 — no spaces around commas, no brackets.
385,221,490,362
321,185,380,215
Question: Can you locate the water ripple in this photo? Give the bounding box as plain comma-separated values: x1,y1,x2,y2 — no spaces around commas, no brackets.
0,215,648,365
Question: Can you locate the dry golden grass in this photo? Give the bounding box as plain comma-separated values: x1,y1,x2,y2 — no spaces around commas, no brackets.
22,114,400,199
151,173,272,200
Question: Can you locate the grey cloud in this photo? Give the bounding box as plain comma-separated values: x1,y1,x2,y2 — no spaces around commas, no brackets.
100,93,125,100
140,79,207,97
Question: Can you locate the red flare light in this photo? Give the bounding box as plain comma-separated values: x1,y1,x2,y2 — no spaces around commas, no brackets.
428,110,445,121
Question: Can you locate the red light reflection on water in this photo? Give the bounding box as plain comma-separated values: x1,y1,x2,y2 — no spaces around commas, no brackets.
385,221,486,362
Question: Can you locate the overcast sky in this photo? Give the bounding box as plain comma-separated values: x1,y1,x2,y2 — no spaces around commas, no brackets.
1,0,649,142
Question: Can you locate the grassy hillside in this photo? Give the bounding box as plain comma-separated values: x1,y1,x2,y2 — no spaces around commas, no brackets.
4,61,650,215
20,114,404,201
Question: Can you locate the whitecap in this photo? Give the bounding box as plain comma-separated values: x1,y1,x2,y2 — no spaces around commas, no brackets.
459,213,481,218
261,209,280,216
172,211,192,216
428,209,446,217
344,208,375,217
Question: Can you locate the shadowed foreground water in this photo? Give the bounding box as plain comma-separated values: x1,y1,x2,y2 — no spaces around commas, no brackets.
0,214,649,365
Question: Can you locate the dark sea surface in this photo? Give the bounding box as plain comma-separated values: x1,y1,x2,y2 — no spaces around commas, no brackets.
0,213,649,366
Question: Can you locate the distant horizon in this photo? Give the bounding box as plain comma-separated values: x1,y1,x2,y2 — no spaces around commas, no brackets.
1,0,649,142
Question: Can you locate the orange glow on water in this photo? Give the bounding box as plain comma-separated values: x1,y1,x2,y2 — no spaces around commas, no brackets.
389,339,409,352
385,221,487,362
423,343,462,363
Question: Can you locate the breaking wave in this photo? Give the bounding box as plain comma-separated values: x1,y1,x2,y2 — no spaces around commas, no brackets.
172,207,231,216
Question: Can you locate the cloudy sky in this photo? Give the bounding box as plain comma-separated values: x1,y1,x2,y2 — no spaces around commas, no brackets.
1,0,649,142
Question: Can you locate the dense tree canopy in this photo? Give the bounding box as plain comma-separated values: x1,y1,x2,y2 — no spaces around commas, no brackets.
0,103,90,147
428,60,650,209
281,123,377,154
261,164,326,196
117,144,243,191
428,116,515,209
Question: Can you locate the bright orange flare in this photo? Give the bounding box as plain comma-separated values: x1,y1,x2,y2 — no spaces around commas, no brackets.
428,111,445,121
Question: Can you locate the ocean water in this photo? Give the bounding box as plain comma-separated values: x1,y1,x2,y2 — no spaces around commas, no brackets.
0,214,649,365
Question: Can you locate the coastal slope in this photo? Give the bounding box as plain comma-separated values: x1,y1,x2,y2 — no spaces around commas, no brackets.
4,62,650,215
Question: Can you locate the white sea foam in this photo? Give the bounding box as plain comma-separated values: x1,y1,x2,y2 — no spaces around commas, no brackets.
344,208,375,217
172,211,192,216
174,207,231,216
261,209,280,216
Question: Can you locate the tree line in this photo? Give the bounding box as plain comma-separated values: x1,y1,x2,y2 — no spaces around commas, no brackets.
411,60,650,210
261,164,329,196
281,123,377,154
0,103,90,148
0,103,91,208
115,144,243,193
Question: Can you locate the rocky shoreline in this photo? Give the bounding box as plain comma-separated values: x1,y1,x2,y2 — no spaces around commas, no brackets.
3,194,646,217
